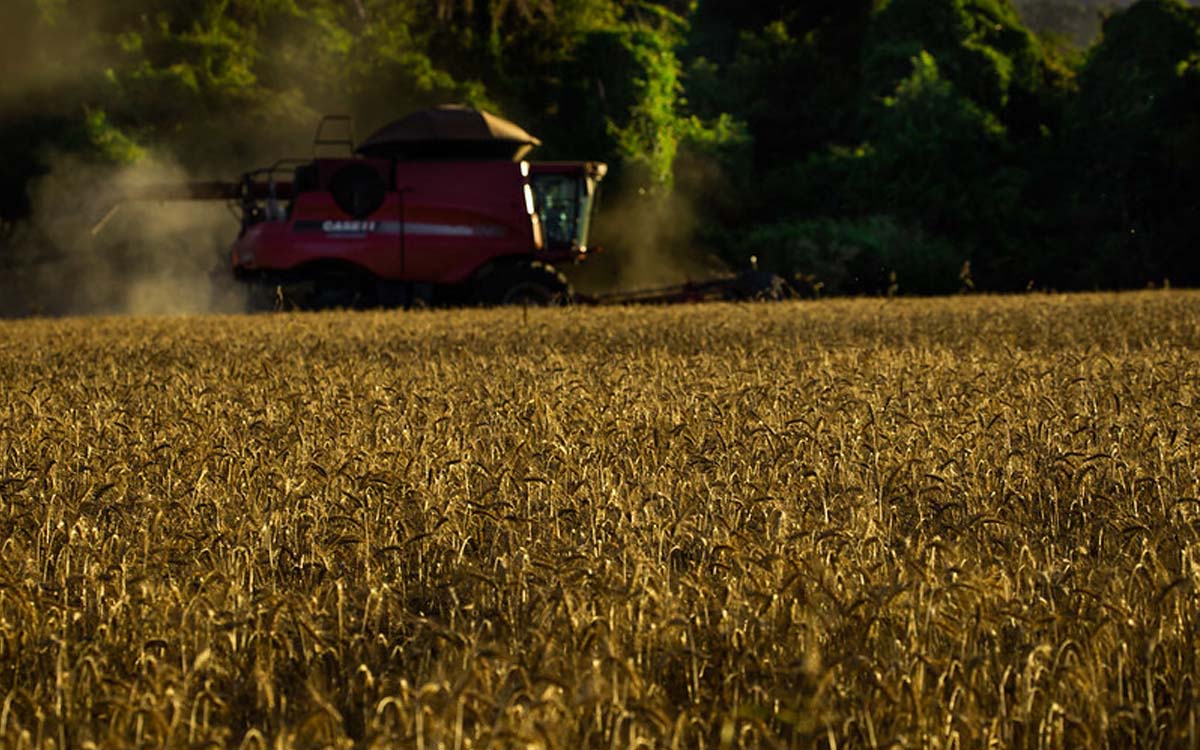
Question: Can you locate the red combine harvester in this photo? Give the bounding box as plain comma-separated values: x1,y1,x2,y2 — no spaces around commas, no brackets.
97,105,787,309
105,106,606,309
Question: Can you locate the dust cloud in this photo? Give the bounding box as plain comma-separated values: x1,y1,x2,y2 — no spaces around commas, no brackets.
0,2,106,112
567,143,744,296
569,187,728,296
0,3,292,319
0,1,345,319
0,156,249,318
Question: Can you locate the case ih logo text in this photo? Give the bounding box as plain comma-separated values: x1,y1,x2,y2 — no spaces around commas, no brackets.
322,220,377,234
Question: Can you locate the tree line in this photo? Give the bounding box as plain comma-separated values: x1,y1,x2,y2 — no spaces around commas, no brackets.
2,0,1198,293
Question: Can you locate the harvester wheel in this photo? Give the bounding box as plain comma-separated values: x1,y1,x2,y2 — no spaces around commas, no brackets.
481,261,572,306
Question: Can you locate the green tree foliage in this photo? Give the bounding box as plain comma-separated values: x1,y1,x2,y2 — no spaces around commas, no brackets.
3,0,486,174
0,0,115,221
690,0,1058,290
604,22,692,189
686,2,873,165
1060,0,1200,286
844,53,1024,243
755,52,1021,292
863,0,1065,139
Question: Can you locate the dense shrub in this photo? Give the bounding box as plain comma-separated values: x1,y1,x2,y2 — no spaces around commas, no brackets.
741,215,965,296
1060,0,1200,287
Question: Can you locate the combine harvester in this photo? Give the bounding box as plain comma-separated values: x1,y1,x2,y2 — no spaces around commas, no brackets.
99,105,786,309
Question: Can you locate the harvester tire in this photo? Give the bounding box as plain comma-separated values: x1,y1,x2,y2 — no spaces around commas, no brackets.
480,261,572,306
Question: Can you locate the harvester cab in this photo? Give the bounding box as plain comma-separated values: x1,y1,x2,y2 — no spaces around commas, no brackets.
529,161,607,263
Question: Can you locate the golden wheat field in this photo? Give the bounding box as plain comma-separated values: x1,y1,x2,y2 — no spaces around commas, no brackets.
1,292,1199,750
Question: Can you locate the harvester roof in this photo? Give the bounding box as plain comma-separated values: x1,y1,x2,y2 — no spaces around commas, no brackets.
356,105,541,161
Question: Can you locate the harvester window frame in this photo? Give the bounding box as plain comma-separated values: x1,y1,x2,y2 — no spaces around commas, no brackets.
576,177,597,251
